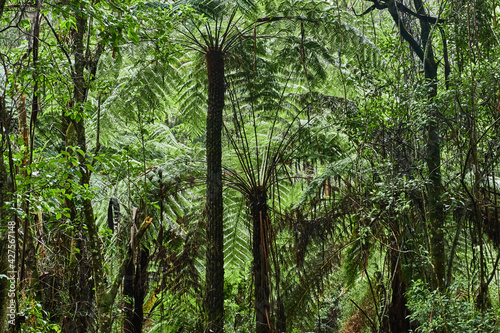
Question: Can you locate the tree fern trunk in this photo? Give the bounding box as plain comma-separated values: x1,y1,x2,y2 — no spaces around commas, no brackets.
250,186,271,333
205,49,225,333
123,246,149,333
133,247,149,333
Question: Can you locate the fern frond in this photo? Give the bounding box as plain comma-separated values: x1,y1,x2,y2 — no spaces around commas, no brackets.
293,152,357,210
223,189,252,273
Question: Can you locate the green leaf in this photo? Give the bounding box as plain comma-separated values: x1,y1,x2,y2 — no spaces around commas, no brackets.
128,26,140,43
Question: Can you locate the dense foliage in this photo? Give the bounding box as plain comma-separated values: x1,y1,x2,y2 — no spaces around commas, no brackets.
1,0,499,332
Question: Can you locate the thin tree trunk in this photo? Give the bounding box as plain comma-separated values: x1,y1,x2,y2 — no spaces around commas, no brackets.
465,8,490,310
413,0,446,291
425,78,446,291
59,5,99,331
17,89,41,300
123,248,135,333
0,0,6,20
68,3,136,330
204,49,225,333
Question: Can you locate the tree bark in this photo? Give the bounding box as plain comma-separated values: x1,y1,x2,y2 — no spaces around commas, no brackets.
204,49,226,333
123,246,149,333
59,5,99,331
133,247,149,333
249,186,271,333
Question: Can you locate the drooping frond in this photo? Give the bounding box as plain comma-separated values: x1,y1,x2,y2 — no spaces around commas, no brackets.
223,189,252,272
177,53,208,139
293,152,358,210
280,247,341,326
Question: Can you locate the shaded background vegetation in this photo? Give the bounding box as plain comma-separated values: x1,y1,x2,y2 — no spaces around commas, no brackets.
0,0,499,332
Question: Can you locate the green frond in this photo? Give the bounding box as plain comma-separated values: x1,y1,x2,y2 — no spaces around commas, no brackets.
223,189,252,273
177,80,207,138
343,235,370,288
293,152,357,210
281,248,340,326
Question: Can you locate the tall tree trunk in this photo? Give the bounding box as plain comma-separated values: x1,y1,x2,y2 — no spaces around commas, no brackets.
249,186,271,333
59,5,98,332
413,0,446,292
17,89,41,300
381,0,446,292
64,3,128,331
465,8,490,310
68,3,137,330
204,49,225,333
19,0,42,301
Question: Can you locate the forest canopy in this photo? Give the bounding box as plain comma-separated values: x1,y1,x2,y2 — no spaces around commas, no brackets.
0,0,500,332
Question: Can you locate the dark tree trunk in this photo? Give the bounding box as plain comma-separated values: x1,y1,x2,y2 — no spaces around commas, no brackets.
383,237,412,333
123,246,149,333
62,235,94,333
132,247,149,333
204,49,225,333
249,186,271,333
123,248,135,333
275,295,286,333
0,0,6,20
67,3,124,330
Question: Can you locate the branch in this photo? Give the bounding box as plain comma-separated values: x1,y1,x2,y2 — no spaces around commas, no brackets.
394,1,445,24
361,0,446,61
43,14,74,75
353,5,379,17
105,0,124,13
358,1,425,60
386,1,424,61
354,0,387,16
349,298,378,332
438,25,450,89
